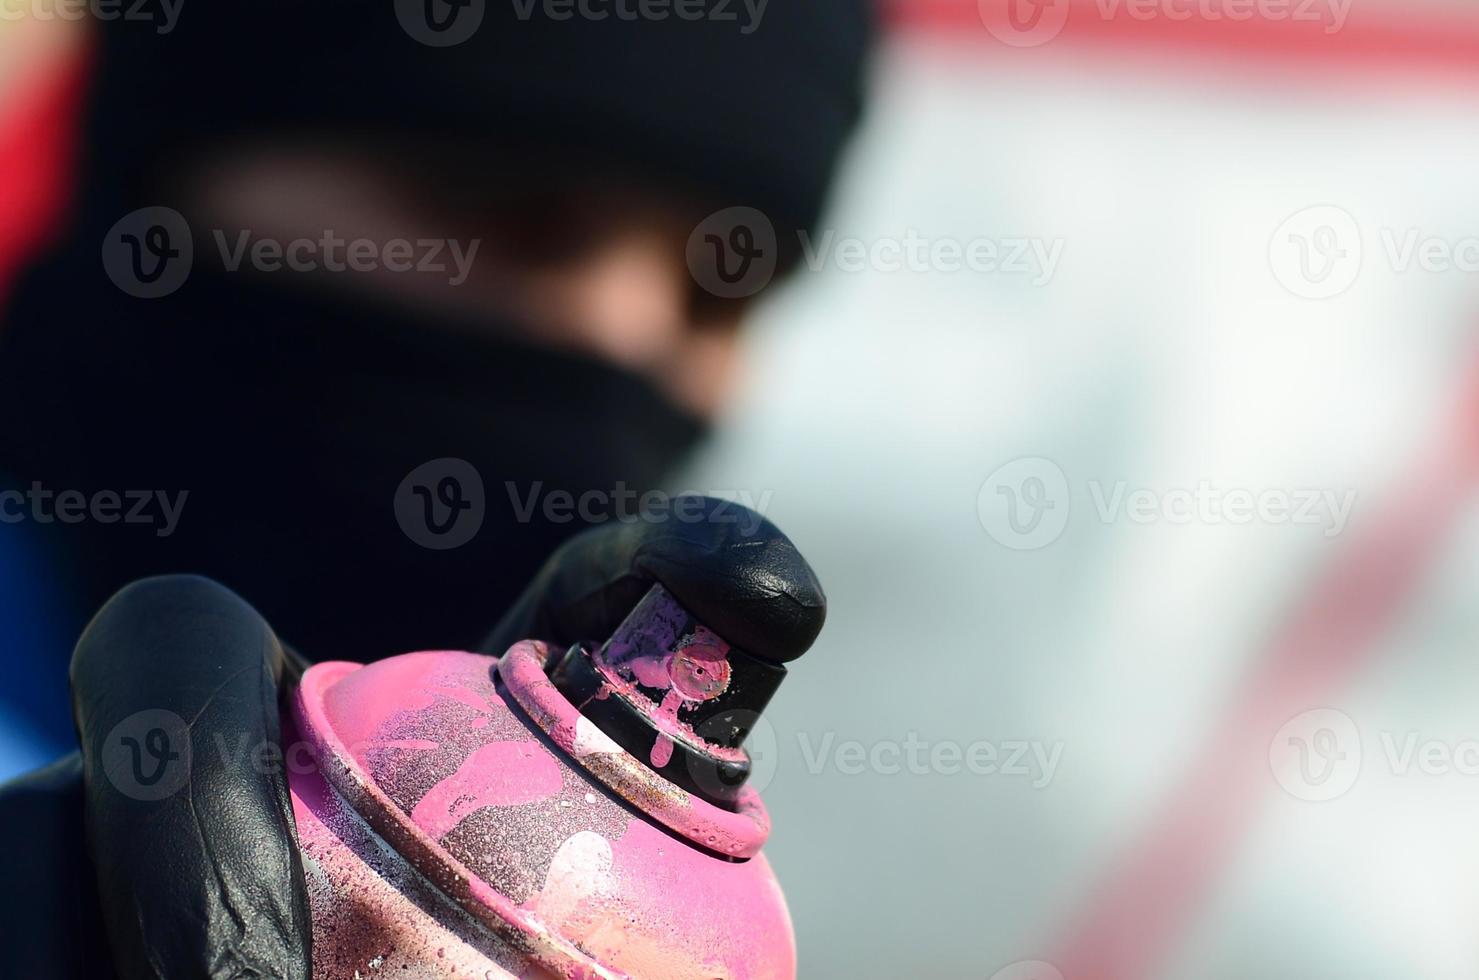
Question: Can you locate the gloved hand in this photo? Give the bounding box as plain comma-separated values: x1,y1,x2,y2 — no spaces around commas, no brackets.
0,498,824,980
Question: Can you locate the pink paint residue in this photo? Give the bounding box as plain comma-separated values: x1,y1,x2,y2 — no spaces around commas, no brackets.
292,647,795,977
667,640,731,702
500,642,771,858
625,654,672,691
649,734,674,769
411,740,564,840
581,818,795,980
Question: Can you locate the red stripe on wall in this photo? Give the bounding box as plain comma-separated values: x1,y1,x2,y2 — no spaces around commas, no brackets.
886,0,1479,79
1046,358,1479,978
0,47,88,308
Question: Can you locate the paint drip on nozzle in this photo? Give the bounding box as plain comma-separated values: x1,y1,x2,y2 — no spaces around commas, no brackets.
286,537,824,978
549,583,791,804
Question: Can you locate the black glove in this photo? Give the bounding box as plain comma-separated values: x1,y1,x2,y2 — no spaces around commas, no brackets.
0,499,824,980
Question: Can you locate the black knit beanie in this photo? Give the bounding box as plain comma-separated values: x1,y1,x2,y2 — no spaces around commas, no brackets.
77,0,874,239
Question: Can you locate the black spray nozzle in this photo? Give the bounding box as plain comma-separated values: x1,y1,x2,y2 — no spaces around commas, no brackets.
550,569,823,806
547,501,825,806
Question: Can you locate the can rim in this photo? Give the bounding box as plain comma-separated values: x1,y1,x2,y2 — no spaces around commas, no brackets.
497,640,772,860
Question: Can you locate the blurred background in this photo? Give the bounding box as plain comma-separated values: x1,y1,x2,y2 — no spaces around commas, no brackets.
10,1,1479,977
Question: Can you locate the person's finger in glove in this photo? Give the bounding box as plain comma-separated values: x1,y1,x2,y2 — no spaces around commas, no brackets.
481,495,826,663
0,574,312,980
0,497,822,979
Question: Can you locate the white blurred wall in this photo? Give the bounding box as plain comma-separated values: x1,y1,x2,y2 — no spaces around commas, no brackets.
679,34,1479,979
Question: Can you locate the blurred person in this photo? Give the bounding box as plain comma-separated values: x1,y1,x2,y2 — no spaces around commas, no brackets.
0,0,870,750
0,1,871,976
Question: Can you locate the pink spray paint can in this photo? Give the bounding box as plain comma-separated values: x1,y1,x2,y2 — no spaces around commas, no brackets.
285,582,804,979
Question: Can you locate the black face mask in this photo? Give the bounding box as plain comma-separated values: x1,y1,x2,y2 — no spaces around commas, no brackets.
0,245,707,665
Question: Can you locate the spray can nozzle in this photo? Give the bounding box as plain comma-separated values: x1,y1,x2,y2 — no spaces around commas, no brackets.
549,581,807,805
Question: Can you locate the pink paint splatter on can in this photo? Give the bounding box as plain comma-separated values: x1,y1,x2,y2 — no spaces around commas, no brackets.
288,637,794,978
